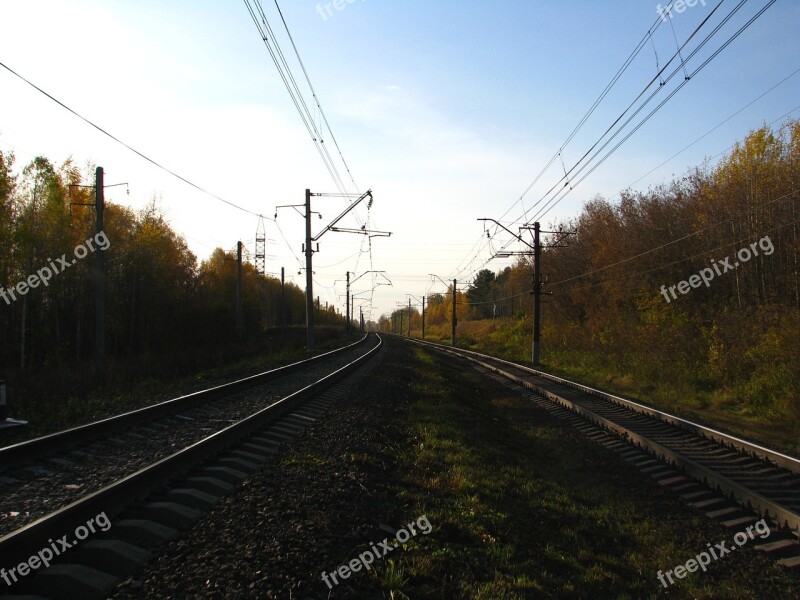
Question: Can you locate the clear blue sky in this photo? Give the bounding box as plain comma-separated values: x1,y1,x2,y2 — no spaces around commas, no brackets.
1,0,798,321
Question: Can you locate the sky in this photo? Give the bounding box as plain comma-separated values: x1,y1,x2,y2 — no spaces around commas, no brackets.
1,0,798,322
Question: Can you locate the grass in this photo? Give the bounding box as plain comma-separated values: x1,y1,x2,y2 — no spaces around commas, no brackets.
414,318,800,457
375,340,799,598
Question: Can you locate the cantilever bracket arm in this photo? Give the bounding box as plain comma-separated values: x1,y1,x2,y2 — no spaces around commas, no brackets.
493,251,531,258
478,218,534,250
352,270,386,286
312,190,372,242
376,272,393,286
329,227,392,237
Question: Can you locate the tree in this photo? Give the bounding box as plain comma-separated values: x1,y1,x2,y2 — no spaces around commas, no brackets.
467,269,496,319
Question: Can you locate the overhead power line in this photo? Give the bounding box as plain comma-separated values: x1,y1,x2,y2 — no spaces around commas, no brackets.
457,87,795,290
453,1,682,282
525,0,777,225
243,0,373,287
524,0,750,224
243,0,357,199
0,60,271,221
467,288,533,306
270,0,358,193
610,67,800,199
501,0,681,224
453,1,755,283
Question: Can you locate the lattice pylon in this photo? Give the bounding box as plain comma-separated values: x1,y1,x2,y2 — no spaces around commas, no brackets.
255,216,266,276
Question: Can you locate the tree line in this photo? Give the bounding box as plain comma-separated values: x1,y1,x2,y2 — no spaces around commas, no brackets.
0,154,344,372
381,119,799,415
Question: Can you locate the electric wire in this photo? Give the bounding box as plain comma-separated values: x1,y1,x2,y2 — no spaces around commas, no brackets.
0,60,273,220
529,0,777,225
243,0,373,309
534,0,777,223
271,0,358,193
502,0,680,224
453,0,691,280
467,288,533,306
525,0,752,225
274,218,304,268
243,0,349,195
449,4,684,277
609,68,800,199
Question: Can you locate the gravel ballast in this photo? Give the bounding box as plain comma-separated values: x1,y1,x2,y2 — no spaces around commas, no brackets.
0,340,376,537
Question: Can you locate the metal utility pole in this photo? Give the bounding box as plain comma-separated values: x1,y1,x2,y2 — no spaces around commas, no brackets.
520,221,569,365
276,189,386,350
482,218,573,365
422,296,426,339
236,241,244,340
429,274,457,345
408,297,411,336
70,170,128,360
304,189,314,349
95,167,105,359
533,222,541,365
407,294,424,339
346,270,388,331
478,218,537,362
70,170,129,360
451,279,457,346
280,267,286,326
346,271,350,335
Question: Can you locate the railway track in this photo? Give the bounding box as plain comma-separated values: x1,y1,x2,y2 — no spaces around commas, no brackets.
0,333,382,599
0,335,372,537
406,336,800,569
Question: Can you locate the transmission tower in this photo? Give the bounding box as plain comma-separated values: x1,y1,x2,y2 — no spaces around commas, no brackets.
255,216,266,276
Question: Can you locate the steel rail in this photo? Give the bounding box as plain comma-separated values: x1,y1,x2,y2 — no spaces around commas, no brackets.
406,336,800,533
0,334,382,569
0,334,370,468
406,337,800,472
